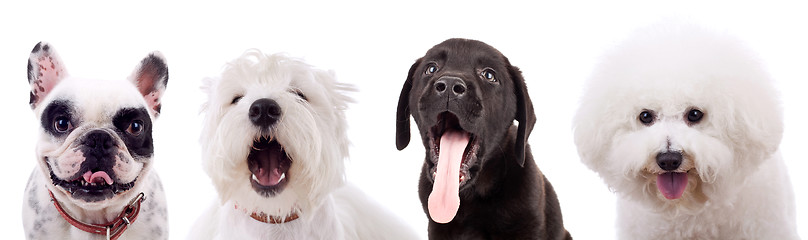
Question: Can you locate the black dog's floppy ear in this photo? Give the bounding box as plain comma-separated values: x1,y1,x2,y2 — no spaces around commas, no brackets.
28,42,68,109
509,64,536,167
129,52,169,118
396,58,421,150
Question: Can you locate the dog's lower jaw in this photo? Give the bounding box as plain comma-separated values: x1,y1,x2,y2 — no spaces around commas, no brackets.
619,155,798,239
25,168,168,240
212,199,342,239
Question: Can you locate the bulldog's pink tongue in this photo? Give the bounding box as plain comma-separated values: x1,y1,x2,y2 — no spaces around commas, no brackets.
82,171,113,185
657,172,688,199
428,129,469,224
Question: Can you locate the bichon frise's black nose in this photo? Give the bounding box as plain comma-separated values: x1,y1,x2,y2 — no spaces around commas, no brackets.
656,152,683,171
249,98,281,128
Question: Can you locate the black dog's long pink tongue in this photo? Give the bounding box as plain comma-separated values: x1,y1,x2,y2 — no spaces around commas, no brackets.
428,129,468,224
82,171,113,185
657,172,688,199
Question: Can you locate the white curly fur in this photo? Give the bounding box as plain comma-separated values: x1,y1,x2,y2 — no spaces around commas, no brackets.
189,50,417,239
573,23,798,239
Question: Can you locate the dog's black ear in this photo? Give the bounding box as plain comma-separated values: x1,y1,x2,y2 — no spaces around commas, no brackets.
129,52,169,117
510,64,536,167
28,42,68,109
396,58,421,150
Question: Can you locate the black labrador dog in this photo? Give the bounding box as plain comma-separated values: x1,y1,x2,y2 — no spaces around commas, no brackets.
396,38,571,239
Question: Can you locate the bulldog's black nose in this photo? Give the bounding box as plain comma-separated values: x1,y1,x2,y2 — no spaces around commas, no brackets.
435,76,467,97
656,152,683,171
84,130,115,151
249,98,281,128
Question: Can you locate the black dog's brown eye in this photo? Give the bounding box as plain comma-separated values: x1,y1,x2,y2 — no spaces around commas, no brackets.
425,64,438,75
232,95,243,105
638,111,655,125
686,109,704,124
53,117,72,132
481,68,496,82
127,120,144,136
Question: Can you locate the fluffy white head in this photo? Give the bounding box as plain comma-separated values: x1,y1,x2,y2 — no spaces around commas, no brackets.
573,23,783,212
200,50,354,219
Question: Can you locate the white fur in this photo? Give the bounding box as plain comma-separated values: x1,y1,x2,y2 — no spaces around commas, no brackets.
23,43,168,240
573,23,798,239
189,50,418,239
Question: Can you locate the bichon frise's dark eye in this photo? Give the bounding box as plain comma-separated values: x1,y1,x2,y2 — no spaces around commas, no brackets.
686,109,704,124
638,110,655,125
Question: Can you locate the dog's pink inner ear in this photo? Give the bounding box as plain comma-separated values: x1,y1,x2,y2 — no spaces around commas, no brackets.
133,57,167,116
136,74,162,116
31,56,64,107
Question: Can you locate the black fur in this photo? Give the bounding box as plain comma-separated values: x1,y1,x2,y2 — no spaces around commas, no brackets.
112,107,154,159
396,38,570,239
40,100,76,138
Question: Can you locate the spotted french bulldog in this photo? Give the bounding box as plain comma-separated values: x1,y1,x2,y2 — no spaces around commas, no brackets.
22,42,169,240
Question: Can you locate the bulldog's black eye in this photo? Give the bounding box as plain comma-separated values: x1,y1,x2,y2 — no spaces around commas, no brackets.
686,109,704,124
232,95,243,105
481,68,496,82
425,63,438,75
127,120,144,136
53,117,72,133
638,110,655,125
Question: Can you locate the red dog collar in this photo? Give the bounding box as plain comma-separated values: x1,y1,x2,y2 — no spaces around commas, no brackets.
49,190,145,240
250,211,300,224
234,204,300,224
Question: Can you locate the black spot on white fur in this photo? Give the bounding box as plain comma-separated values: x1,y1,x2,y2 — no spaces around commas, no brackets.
112,107,154,159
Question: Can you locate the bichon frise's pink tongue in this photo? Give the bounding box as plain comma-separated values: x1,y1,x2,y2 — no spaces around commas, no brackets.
428,129,469,224
82,171,113,185
657,172,688,199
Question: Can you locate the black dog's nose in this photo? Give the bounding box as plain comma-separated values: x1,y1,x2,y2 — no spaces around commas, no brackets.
435,76,467,96
249,98,282,128
656,152,683,171
84,130,115,150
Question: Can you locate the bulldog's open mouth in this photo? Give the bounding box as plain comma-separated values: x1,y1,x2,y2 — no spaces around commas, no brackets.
427,111,479,223
49,168,136,203
248,136,291,197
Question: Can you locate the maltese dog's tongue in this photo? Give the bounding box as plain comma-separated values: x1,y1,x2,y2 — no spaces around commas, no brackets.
428,129,469,224
82,171,113,185
657,172,688,199
254,148,285,186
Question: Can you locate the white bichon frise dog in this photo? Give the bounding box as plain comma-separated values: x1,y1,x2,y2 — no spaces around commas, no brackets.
188,50,418,239
573,23,799,239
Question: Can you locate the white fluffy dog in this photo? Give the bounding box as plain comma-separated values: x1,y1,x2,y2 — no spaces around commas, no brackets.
188,50,417,239
573,23,799,239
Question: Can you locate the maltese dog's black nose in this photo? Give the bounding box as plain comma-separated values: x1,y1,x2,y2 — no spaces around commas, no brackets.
249,98,282,128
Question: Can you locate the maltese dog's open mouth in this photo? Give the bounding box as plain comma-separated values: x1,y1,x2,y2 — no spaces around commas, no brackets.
248,136,291,197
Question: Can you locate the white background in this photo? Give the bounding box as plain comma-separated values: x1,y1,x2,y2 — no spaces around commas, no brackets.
1,1,806,239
